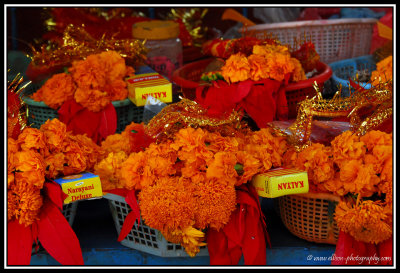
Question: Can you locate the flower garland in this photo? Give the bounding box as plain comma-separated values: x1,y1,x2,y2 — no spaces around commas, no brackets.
95,119,289,258
32,50,134,113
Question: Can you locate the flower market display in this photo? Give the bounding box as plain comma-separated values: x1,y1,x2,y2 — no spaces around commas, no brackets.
7,6,394,268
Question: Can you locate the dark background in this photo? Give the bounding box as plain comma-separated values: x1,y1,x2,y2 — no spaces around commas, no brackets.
6,6,293,53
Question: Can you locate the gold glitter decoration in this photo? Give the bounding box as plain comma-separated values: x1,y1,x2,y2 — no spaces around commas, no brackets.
164,8,209,47
145,98,245,140
270,79,393,151
29,24,148,68
7,72,30,136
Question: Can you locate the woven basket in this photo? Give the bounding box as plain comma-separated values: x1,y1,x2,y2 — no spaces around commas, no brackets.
329,55,376,96
172,58,332,119
242,18,377,64
21,83,143,133
277,192,340,245
103,193,209,257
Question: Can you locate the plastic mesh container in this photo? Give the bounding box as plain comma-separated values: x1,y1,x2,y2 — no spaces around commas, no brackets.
21,83,144,133
242,18,377,64
104,193,209,257
62,201,79,226
277,192,340,245
329,55,376,97
172,58,332,119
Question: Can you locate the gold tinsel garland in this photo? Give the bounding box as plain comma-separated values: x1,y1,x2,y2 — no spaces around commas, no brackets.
270,79,393,151
29,24,148,68
145,98,245,141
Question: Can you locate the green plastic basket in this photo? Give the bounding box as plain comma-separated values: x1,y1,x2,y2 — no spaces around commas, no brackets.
21,83,144,133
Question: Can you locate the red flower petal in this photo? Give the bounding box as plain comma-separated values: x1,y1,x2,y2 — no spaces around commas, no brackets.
37,199,84,265
7,220,33,265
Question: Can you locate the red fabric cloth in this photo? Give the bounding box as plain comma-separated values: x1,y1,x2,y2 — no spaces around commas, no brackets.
195,79,288,128
58,99,117,144
207,184,270,265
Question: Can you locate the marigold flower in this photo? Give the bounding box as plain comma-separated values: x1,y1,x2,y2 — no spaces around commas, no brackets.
69,54,107,89
119,151,153,190
40,118,67,153
101,132,131,155
248,54,270,81
74,87,110,112
221,53,251,83
17,127,47,156
360,130,392,151
8,181,43,227
331,131,366,169
60,138,87,176
14,150,45,189
289,57,307,82
234,151,261,186
32,73,75,109
335,199,392,244
104,80,128,101
7,138,19,178
380,156,393,183
94,151,128,191
163,226,207,257
69,133,104,171
339,160,380,197
206,151,238,186
139,177,196,232
371,55,392,86
43,152,65,180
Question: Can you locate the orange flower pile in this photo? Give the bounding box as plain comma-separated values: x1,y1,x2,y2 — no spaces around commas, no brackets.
283,129,392,244
8,118,104,226
94,124,290,256
32,50,135,112
8,135,45,227
371,55,393,86
220,44,306,84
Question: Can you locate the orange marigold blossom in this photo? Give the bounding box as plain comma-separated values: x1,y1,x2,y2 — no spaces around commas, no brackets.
339,160,380,197
8,180,43,227
94,151,128,191
380,156,392,183
101,132,131,155
247,54,270,81
206,151,238,186
162,226,206,257
40,118,67,153
44,152,66,180
69,133,104,171
295,143,335,185
334,199,392,244
103,80,128,102
17,127,48,156
14,150,45,189
69,54,108,89
119,151,153,191
32,72,75,109
331,130,366,169
289,57,307,82
205,131,240,154
221,53,251,83
234,151,261,186
360,130,392,151
74,87,110,112
138,176,196,233
60,138,87,176
371,55,392,86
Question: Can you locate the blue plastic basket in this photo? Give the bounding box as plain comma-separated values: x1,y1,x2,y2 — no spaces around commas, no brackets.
329,55,376,97
21,83,144,133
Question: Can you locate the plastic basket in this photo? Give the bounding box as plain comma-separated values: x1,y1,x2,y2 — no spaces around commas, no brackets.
62,201,79,226
329,55,376,97
172,58,332,119
104,193,209,257
21,83,144,133
242,18,377,64
277,192,340,245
